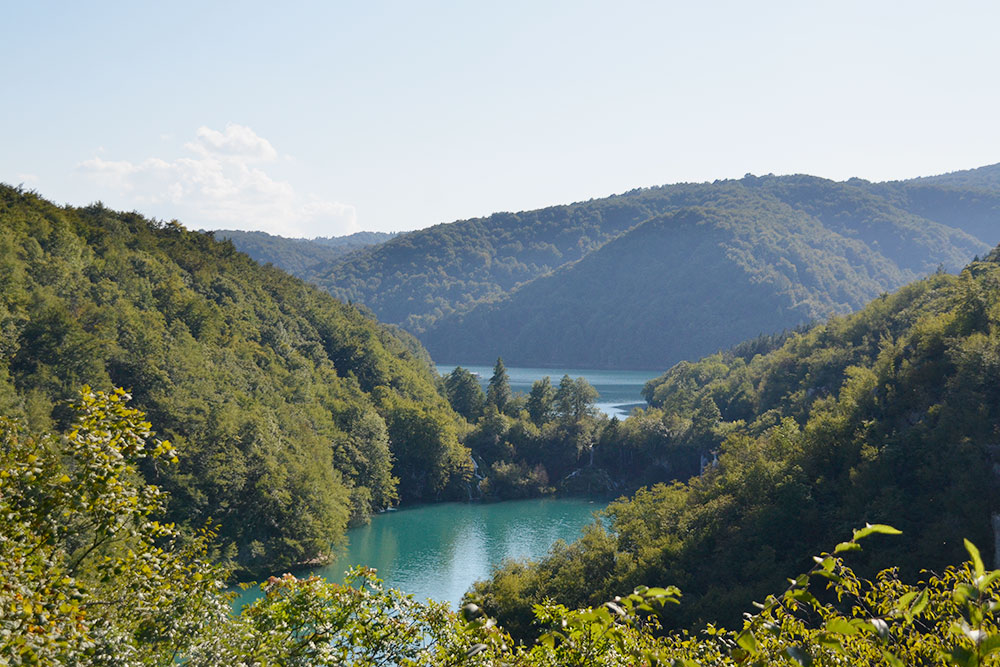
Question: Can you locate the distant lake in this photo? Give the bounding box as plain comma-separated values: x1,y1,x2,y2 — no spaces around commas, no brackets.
233,498,606,610
437,364,658,419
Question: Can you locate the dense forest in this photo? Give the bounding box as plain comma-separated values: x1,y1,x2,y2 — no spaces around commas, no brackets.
470,248,1000,638
212,229,394,280
8,385,1000,665
9,176,1000,663
0,186,468,574
438,357,726,501
424,195,910,368
225,165,1000,369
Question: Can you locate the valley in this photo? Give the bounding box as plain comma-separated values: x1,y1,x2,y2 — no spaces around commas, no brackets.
5,164,1000,663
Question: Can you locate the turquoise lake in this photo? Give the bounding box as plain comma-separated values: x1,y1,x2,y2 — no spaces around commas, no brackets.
436,364,659,419
234,497,607,611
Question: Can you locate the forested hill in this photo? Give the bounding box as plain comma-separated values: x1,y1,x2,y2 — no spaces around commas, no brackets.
287,165,1000,369
419,186,976,368
422,175,992,368
213,228,394,280
473,249,1000,635
0,186,468,574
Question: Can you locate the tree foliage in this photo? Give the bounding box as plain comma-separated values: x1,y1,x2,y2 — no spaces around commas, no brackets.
281,171,1000,369
0,186,468,573
474,251,1000,637
485,357,512,413
216,228,393,280
6,403,1000,666
444,366,486,422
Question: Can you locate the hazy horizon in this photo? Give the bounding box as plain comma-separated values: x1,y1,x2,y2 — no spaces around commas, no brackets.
4,1,998,237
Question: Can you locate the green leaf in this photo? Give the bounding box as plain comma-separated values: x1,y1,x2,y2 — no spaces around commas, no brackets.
980,635,1000,657
787,589,819,606
965,539,986,579
834,541,862,554
737,630,759,655
909,589,929,618
945,645,975,667
825,617,859,635
980,571,1000,589
605,601,626,617
853,523,902,541
955,583,979,604
817,635,844,653
811,569,844,584
784,645,813,665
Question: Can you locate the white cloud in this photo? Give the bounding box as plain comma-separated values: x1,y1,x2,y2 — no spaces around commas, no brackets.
78,124,357,237
185,124,278,161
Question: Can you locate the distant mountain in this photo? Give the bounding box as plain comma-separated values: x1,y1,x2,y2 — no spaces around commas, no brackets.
225,164,1000,370
903,161,1000,189
312,189,702,331
419,191,942,369
412,172,995,368
215,229,395,280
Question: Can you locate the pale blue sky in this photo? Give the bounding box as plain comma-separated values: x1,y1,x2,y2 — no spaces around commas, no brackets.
2,1,998,236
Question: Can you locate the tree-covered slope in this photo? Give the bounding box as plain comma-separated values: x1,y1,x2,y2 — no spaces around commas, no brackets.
472,252,1000,635
0,185,468,573
311,181,825,332
421,203,893,368
7,387,1000,667
311,190,700,332
423,182,987,368
905,162,1000,190
866,179,1000,247
745,173,985,273
308,168,999,369
213,228,394,281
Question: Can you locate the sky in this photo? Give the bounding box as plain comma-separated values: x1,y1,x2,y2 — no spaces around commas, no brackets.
2,1,998,237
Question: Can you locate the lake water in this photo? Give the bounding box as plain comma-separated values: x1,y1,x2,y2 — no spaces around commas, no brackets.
437,364,658,419
233,498,606,611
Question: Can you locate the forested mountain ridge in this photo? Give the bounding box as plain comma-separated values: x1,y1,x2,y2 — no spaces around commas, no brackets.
904,161,1000,189
273,165,1000,369
472,249,1000,636
422,179,989,368
0,185,468,574
313,190,692,331
422,201,894,368
213,228,394,280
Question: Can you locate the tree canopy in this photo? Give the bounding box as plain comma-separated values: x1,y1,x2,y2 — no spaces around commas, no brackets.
240,168,1000,369
0,185,469,573
6,389,1000,666
473,249,1000,636
485,357,512,413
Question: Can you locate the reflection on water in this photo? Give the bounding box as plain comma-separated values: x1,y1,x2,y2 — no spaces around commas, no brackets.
233,498,605,611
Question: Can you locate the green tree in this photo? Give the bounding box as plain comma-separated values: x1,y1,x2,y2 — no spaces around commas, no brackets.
9,391,1000,666
0,387,230,664
444,366,486,421
527,376,556,426
485,357,512,413
0,185,470,573
554,375,599,422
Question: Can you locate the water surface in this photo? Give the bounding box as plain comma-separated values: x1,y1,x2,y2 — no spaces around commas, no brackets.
437,364,657,418
234,497,605,610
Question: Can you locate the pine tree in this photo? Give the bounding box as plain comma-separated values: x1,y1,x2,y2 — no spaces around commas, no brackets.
486,357,512,413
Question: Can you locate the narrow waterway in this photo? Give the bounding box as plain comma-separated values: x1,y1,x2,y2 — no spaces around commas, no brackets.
233,497,607,611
